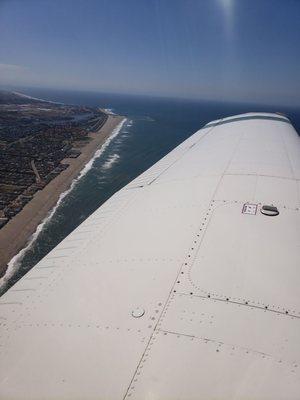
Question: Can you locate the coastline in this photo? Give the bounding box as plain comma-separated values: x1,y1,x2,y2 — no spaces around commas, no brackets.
0,114,125,279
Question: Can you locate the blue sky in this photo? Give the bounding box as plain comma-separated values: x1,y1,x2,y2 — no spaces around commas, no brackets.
0,0,299,106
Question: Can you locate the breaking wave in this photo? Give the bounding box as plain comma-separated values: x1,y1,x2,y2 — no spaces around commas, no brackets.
0,118,127,288
102,153,120,170
103,108,116,115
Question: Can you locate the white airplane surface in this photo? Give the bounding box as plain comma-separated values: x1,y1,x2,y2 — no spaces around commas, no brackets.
1,112,300,399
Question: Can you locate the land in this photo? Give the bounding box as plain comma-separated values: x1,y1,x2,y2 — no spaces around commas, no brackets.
0,90,123,277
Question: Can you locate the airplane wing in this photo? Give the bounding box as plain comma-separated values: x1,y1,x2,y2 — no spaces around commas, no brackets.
1,112,300,399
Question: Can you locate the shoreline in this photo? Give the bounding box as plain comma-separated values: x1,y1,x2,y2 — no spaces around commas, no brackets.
0,114,125,279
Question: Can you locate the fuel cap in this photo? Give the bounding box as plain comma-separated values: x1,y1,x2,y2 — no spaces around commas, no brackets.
131,307,145,318
261,205,279,216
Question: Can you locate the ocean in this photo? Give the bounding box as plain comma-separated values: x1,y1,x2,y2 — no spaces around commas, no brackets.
1,88,300,294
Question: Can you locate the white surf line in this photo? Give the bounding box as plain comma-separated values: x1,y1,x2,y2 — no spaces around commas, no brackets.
12,91,62,105
0,118,127,288
103,108,117,115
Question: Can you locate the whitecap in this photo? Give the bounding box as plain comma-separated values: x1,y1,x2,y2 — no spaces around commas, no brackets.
102,153,120,170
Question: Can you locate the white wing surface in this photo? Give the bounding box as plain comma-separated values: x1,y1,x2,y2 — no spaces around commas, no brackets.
1,112,300,399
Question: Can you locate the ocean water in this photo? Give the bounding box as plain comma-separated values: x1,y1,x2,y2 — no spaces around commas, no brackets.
1,88,300,294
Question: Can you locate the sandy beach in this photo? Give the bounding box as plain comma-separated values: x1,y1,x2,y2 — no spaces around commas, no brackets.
0,114,124,278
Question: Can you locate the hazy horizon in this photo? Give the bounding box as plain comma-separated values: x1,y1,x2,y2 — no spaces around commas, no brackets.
1,0,300,107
